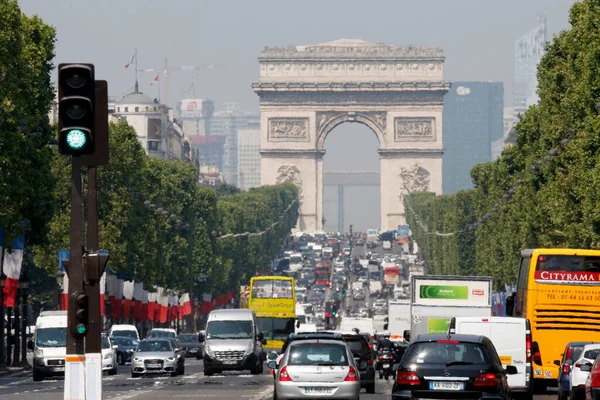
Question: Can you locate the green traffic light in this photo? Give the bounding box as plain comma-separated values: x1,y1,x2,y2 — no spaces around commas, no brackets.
66,129,87,150
76,324,88,336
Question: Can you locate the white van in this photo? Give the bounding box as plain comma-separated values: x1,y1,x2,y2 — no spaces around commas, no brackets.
449,316,533,397
109,324,139,340
30,311,68,381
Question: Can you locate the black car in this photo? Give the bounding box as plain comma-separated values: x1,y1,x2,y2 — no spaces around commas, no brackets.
111,336,139,364
392,334,517,400
342,333,376,394
167,338,186,375
177,333,203,360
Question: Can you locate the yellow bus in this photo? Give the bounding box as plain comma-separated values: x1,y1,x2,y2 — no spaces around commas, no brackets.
248,276,296,353
515,248,600,390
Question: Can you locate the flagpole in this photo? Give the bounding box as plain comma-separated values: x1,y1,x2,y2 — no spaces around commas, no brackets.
134,48,138,92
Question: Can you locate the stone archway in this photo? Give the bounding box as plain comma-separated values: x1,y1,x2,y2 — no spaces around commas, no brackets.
253,39,450,232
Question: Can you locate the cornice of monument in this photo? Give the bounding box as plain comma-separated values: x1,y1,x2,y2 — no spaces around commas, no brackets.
260,149,326,159
259,39,444,61
378,148,444,158
252,81,451,92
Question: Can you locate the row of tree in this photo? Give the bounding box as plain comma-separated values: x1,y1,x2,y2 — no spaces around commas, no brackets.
0,0,299,311
405,0,600,288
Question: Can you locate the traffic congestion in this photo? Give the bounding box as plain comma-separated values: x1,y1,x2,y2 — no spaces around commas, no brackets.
2,230,600,400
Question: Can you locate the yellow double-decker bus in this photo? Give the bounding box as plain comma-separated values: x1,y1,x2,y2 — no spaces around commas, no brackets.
515,248,600,391
248,276,296,353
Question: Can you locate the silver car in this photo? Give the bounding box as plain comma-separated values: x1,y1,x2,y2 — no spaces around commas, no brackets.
131,339,179,377
268,339,360,400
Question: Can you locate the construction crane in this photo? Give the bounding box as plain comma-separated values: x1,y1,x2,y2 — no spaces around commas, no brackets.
137,57,225,105
181,83,197,100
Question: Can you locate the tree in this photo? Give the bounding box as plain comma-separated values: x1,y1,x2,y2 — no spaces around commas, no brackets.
404,0,600,287
0,0,56,244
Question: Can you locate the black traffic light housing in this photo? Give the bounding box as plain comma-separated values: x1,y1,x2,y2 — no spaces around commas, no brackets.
72,291,89,338
58,63,95,155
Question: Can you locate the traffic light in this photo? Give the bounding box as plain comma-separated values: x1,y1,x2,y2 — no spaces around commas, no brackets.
58,63,95,155
72,291,89,338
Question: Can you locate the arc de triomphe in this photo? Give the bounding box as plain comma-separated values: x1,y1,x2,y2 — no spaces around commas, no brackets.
253,39,450,232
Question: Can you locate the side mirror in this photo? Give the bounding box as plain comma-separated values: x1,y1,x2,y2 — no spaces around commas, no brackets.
554,360,561,366
383,324,389,330
505,365,518,375
27,340,34,350
296,321,300,329
261,339,267,345
403,330,411,343
267,360,278,369
581,363,592,372
257,332,264,341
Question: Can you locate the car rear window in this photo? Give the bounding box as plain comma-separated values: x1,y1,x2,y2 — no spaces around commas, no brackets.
583,349,600,360
404,341,491,365
570,346,584,362
288,343,349,366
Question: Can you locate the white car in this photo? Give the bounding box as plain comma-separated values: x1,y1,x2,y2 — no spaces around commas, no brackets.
382,241,392,250
101,335,117,375
570,344,600,400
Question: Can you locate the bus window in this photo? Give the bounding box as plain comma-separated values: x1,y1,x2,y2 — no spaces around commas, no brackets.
535,255,600,273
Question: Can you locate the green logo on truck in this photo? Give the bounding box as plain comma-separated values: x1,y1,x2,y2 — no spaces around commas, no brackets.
419,285,469,300
427,318,451,334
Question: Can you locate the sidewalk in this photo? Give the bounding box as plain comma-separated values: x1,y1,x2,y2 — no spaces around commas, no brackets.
0,364,31,378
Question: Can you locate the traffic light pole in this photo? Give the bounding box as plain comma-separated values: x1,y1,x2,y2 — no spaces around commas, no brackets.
65,155,86,400
85,166,102,400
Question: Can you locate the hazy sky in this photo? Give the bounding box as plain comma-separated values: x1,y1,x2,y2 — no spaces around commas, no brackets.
19,0,577,231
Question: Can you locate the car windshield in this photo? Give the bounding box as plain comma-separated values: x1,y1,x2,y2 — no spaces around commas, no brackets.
206,320,253,340
113,337,138,347
583,349,600,360
102,336,111,349
138,340,172,352
148,330,176,339
111,330,137,339
403,341,490,364
288,343,349,366
36,327,67,348
178,334,198,342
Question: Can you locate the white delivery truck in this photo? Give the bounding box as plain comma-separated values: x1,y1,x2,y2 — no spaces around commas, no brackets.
385,299,411,342
369,281,382,296
31,310,68,381
406,275,493,341
449,316,533,398
289,252,303,273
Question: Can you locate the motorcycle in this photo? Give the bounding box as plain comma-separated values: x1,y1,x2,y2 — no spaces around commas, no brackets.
378,348,395,380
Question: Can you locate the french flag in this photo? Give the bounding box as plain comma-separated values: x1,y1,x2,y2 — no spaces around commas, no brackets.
180,293,192,317
158,289,169,323
147,291,156,321
99,270,106,316
140,288,149,322
58,250,69,310
154,287,164,322
125,52,136,68
111,274,124,320
122,280,134,319
2,225,25,307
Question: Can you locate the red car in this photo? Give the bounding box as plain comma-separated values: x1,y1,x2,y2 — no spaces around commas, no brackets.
584,354,600,400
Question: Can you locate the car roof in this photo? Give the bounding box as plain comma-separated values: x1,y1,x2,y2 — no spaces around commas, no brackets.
141,338,171,342
413,334,486,343
289,332,344,340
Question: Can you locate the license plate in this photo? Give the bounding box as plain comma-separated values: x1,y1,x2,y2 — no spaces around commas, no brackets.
499,355,513,365
382,363,390,368
54,367,65,372
430,381,464,391
223,360,238,365
304,388,332,394
146,363,161,368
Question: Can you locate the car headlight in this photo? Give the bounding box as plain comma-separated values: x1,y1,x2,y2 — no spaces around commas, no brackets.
104,353,113,359
166,357,175,362
204,346,214,357
34,348,43,357
133,357,142,362
245,342,254,355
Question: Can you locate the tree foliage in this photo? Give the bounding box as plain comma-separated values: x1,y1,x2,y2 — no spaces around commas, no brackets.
35,121,299,298
405,0,600,287
0,0,56,244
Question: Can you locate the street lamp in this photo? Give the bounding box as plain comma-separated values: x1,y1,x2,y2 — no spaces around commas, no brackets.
55,270,65,310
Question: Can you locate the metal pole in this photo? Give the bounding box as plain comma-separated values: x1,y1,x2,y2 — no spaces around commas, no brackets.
85,166,102,400
0,279,5,368
13,293,19,366
6,307,11,366
65,155,85,400
20,288,27,364
337,185,344,233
